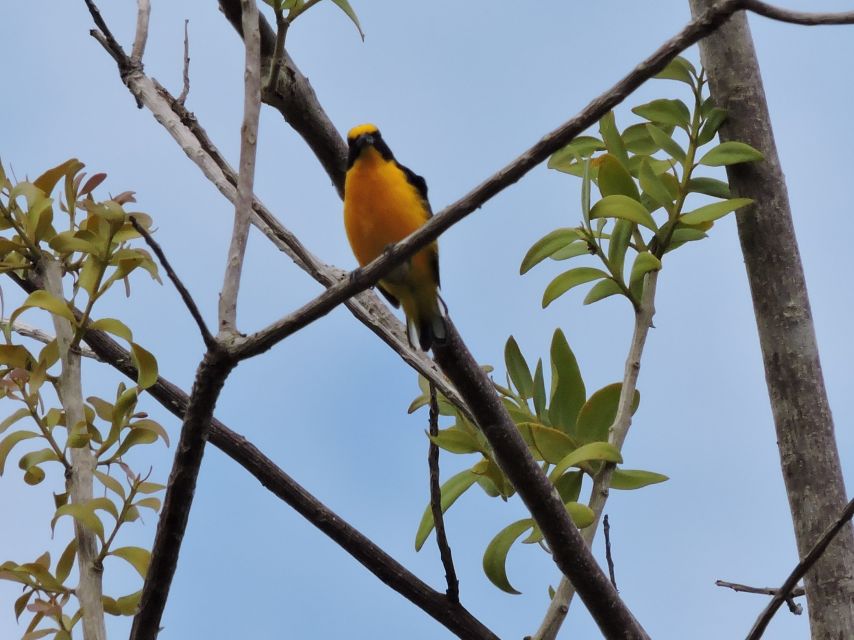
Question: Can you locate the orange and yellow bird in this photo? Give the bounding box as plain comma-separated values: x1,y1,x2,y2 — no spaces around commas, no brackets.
344,123,446,351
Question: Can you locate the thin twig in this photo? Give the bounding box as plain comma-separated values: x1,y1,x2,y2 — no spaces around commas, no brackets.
131,0,151,64
9,272,499,640
746,496,854,640
0,318,99,360
744,0,854,25
177,20,190,105
715,580,804,615
428,383,459,603
267,7,288,90
534,272,658,640
603,515,617,591
218,0,261,336
129,216,215,348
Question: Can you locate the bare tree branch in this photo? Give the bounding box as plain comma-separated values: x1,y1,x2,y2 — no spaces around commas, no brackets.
715,580,804,615
218,0,261,335
0,318,99,360
428,383,459,603
131,0,151,64
129,216,215,348
177,19,190,105
691,3,854,636
747,497,854,639
129,347,234,640
267,7,288,90
41,258,107,640
433,321,650,639
745,0,854,25
604,515,617,591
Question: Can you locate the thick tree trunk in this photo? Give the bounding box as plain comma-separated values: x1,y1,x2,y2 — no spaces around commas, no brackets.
688,4,854,637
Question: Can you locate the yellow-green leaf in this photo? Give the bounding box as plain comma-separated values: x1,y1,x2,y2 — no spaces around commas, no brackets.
549,442,623,481
11,291,76,326
542,267,608,308
589,195,657,231
130,343,158,389
680,198,753,224
110,546,150,579
482,518,533,594
415,470,477,550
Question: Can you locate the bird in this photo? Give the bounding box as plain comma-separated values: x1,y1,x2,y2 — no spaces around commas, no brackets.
343,123,446,351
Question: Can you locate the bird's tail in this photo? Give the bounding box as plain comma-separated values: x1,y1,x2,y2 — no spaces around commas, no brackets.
410,295,448,352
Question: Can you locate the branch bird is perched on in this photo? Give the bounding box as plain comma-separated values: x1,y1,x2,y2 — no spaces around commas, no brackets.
344,123,447,351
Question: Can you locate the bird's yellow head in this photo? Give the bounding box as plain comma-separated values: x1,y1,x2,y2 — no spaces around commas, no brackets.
347,123,394,167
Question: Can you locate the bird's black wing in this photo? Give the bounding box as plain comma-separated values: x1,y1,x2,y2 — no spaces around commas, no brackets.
397,161,440,287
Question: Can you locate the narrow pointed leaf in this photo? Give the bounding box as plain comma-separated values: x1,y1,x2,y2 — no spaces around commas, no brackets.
597,154,640,200
583,278,623,305
611,469,669,490
415,470,477,550
645,124,686,163
680,197,753,224
505,336,533,398
482,519,534,594
629,252,662,287
589,195,657,231
548,329,585,434
520,228,580,274
549,442,623,481
699,141,764,166
542,267,607,308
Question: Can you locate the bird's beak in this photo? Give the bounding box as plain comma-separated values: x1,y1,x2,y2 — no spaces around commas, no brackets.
356,133,375,149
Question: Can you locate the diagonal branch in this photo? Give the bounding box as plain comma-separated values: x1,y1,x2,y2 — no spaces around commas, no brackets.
433,321,649,639
218,0,261,335
8,272,498,640
715,580,804,615
744,0,854,25
746,497,854,639
129,216,215,348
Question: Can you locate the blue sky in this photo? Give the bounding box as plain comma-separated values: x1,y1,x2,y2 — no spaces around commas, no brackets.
2,1,852,638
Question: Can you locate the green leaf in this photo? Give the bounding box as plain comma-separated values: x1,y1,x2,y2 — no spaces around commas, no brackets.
130,343,158,389
55,539,78,585
632,99,691,130
629,252,662,287
581,158,592,225
687,177,731,199
108,428,158,461
429,428,481,455
550,241,590,261
505,337,533,398
576,383,640,444
607,219,632,280
11,291,76,326
680,197,753,224
134,497,161,512
554,471,583,503
0,345,35,369
589,195,657,231
639,159,674,210
668,226,708,248
549,442,623,481
566,502,596,528
611,469,669,490
548,329,585,434
583,278,622,305
329,0,365,40
415,470,477,550
532,359,547,421
517,423,576,464
597,154,640,200
520,228,580,274
33,159,83,196
698,108,727,146
699,141,764,166
654,56,696,85
52,504,105,542
621,123,660,155
89,318,133,342
542,267,607,308
645,124,686,163
599,112,628,167
0,408,32,435
0,431,39,475
482,519,533,594
548,137,606,172
110,546,150,579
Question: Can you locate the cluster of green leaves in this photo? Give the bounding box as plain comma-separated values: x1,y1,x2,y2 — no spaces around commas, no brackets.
261,0,364,40
0,159,166,638
411,329,667,594
522,57,763,310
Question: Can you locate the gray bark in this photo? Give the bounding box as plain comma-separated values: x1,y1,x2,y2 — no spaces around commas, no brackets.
689,4,854,637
